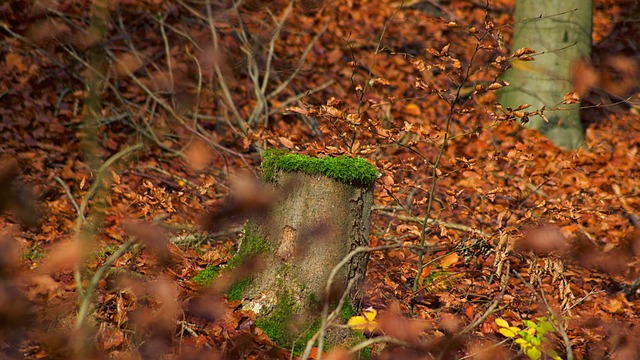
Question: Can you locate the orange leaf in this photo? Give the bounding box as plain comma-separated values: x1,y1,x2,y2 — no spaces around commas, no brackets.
440,253,459,269
5,53,27,73
403,103,421,116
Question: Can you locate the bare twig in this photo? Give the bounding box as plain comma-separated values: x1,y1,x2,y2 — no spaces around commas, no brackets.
72,143,142,302
513,271,574,360
75,239,135,329
54,176,82,218
413,21,493,291
349,336,411,353
301,244,403,360
460,262,510,335
376,209,488,236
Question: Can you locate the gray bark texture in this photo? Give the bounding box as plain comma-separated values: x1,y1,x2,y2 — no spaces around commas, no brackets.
499,0,593,149
240,171,373,344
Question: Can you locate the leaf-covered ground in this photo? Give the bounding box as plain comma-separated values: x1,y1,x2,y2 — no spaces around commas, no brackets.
1,0,639,358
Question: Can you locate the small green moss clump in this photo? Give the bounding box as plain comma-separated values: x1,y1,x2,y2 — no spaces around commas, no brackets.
227,227,271,270
339,301,358,322
191,265,221,286
255,292,321,355
226,226,272,300
227,278,254,302
255,292,295,346
294,318,322,354
261,150,378,187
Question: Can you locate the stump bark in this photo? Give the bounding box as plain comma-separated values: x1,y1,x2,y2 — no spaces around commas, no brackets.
235,151,376,350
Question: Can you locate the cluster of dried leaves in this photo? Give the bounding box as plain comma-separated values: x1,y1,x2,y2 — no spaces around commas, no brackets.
1,0,640,359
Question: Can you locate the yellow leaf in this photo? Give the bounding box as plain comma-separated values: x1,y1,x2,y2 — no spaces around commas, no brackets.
347,307,378,333
498,327,517,338
549,350,562,360
363,307,377,321
347,316,368,331
495,318,510,328
525,347,542,360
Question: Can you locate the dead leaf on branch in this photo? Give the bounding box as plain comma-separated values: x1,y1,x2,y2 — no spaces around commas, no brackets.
563,91,581,104
511,47,536,58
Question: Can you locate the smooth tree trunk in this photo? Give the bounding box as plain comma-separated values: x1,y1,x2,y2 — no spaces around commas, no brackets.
499,0,593,150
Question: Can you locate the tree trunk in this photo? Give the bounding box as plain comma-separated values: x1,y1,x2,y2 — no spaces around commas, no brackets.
233,151,376,352
499,0,593,150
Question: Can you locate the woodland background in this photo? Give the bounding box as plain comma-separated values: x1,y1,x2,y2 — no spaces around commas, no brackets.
1,0,640,359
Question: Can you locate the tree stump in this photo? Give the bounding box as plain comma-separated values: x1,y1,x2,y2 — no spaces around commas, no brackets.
234,150,377,351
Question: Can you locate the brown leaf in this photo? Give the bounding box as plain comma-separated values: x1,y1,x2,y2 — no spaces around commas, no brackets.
323,348,351,360
440,253,459,269
563,91,581,104
600,55,639,97
512,47,536,58
279,136,294,149
5,53,28,73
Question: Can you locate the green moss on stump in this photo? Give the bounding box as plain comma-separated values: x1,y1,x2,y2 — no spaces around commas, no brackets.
255,291,323,356
227,228,271,270
339,301,358,322
261,150,378,187
254,292,361,355
189,225,272,298
191,265,220,286
227,278,254,302
226,226,272,300
255,292,295,346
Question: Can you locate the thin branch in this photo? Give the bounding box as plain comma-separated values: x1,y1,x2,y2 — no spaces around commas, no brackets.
414,26,491,291
513,271,574,360
349,336,411,353
460,262,510,335
300,244,403,360
54,176,82,218
376,209,488,237
75,239,135,329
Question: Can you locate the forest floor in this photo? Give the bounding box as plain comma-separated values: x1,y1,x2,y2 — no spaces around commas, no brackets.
1,0,640,359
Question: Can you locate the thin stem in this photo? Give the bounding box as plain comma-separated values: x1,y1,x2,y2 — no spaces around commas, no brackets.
75,239,135,329
413,32,488,291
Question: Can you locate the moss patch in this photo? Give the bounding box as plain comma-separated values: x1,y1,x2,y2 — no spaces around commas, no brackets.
348,332,372,359
191,265,220,286
339,301,358,322
255,291,322,355
227,227,271,270
255,291,296,346
254,293,363,355
294,317,322,355
226,226,272,300
261,150,378,187
227,278,254,302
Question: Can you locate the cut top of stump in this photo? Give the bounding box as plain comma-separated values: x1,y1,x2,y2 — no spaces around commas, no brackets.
260,150,378,187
